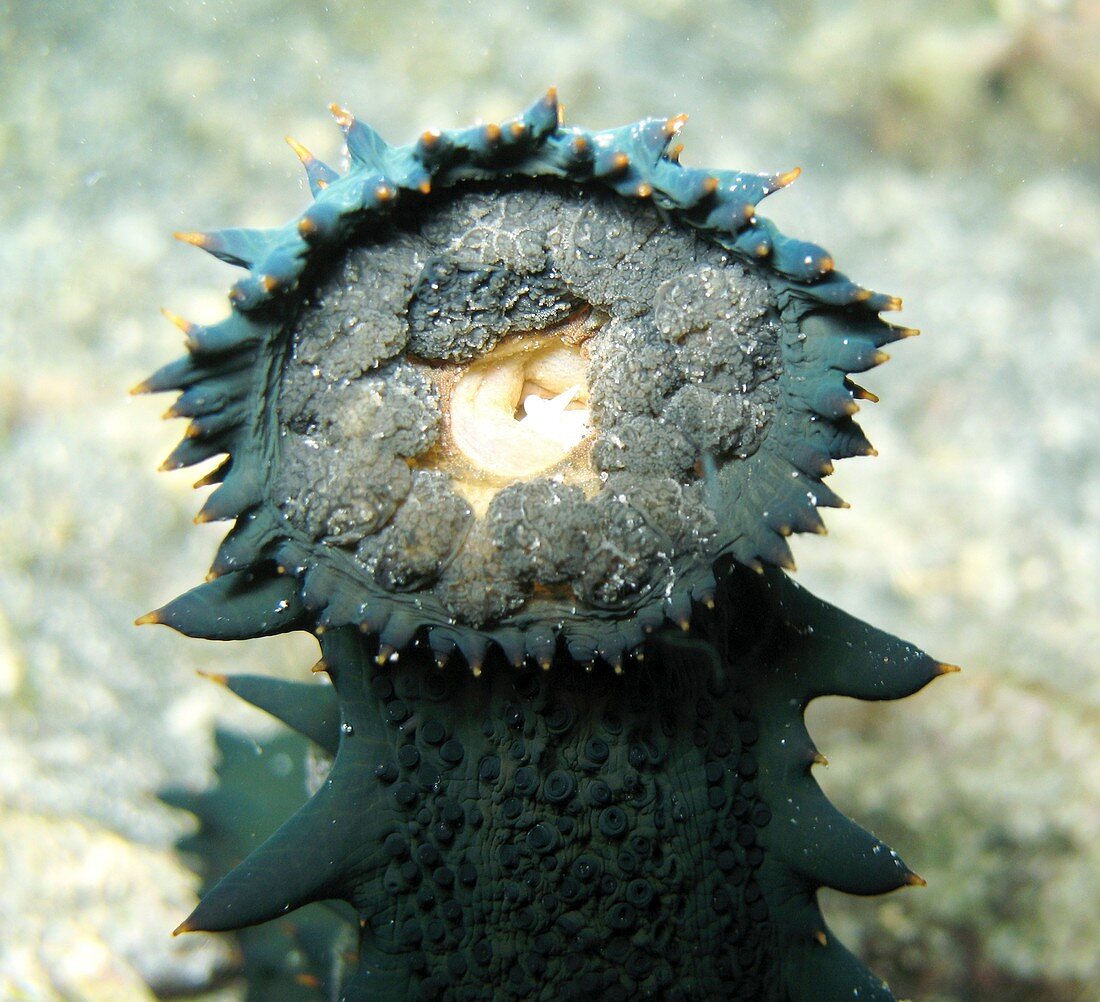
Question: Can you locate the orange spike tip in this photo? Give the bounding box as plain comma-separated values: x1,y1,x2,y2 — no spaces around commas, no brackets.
311,659,329,674
612,663,624,675
134,611,161,627
702,176,719,194
284,135,315,165
742,203,757,221
611,152,630,172
905,872,928,888
774,166,802,188
899,326,921,338
374,184,394,202
819,256,835,273
172,920,195,937
510,121,526,138
936,662,962,676
160,307,195,335
571,136,588,155
196,670,229,686
677,618,691,632
636,182,652,198
260,275,279,293
664,113,688,136
884,296,903,311
420,128,441,148
173,231,211,250
418,180,432,195
470,663,483,678
812,752,829,767
193,510,216,524
813,930,828,947
297,217,318,237
328,103,354,128
874,350,891,365
669,143,684,162
374,645,396,666
853,386,880,403
484,122,502,142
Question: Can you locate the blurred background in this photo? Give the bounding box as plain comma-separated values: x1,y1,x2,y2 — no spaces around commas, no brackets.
1,1,1097,999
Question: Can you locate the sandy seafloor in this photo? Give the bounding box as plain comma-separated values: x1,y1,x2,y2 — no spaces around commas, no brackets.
0,1,1097,999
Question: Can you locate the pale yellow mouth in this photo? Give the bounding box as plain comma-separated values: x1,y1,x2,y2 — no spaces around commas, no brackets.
419,310,600,513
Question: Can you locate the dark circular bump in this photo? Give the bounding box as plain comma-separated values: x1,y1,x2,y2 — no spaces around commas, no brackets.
746,846,764,867
602,805,629,840
505,704,525,729
442,899,464,923
513,670,541,699
599,873,618,895
608,902,637,931
507,738,527,761
513,766,539,795
420,718,447,745
712,889,731,913
458,862,478,887
704,761,724,784
446,952,468,978
516,906,537,930
601,712,623,735
527,822,559,854
558,876,582,903
425,917,446,941
749,899,769,922
397,744,421,768
628,834,652,856
628,745,646,769
383,832,408,858
471,940,492,966
717,850,738,873
739,719,759,745
417,885,436,910
583,737,610,765
435,739,462,765
501,797,524,822
433,866,454,887
374,761,398,784
478,755,501,781
625,878,655,910
416,843,440,867
605,937,630,964
371,676,395,701
441,801,464,826
385,699,410,724
394,781,418,807
555,815,575,836
752,804,772,827
708,787,727,809
617,849,638,874
732,795,751,819
692,727,708,748
524,867,541,887
744,881,762,903
409,951,427,972
400,859,420,884
737,752,758,778
545,706,575,734
421,974,445,998
587,780,613,807
544,769,576,803
499,844,521,869
400,920,423,946
434,822,455,844
711,732,733,757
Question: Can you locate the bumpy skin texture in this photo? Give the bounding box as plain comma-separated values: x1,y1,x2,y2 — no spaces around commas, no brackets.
140,93,949,1001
